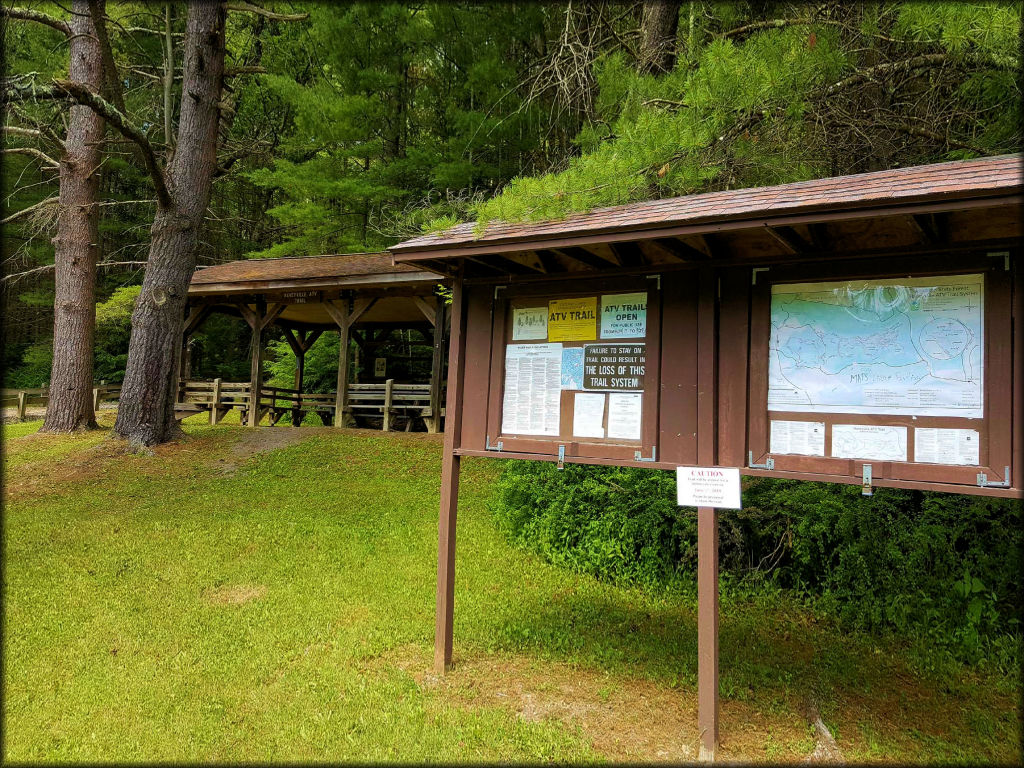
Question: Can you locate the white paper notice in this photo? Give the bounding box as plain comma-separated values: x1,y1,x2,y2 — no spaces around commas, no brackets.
770,420,825,456
914,427,980,465
607,392,642,440
572,393,606,438
501,343,562,436
676,466,742,509
512,307,548,340
601,292,647,339
831,424,907,461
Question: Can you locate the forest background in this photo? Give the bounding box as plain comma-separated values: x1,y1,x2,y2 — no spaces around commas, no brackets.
2,1,1021,668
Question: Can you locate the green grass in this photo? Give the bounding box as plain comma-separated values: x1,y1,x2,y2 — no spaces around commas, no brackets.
2,419,1019,763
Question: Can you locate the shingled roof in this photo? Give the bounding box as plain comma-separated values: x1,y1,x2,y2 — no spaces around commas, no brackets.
191,252,427,286
391,154,1022,257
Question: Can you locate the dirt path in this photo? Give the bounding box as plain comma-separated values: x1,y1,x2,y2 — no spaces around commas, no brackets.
363,644,847,763
214,426,322,473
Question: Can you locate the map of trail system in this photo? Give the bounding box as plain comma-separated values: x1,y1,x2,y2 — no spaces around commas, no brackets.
768,275,984,418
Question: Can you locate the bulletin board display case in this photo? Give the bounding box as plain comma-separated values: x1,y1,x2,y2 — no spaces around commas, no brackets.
482,275,663,465
746,252,1015,490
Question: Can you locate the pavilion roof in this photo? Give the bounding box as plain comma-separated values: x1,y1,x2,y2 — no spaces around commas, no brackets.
191,252,434,291
390,154,1022,260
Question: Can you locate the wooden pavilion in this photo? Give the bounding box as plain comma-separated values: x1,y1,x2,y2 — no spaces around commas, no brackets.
181,252,448,430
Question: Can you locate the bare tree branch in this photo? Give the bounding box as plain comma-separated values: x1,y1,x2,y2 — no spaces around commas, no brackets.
822,53,949,96
225,1,308,21
1,196,59,225
0,6,71,36
3,125,41,139
892,123,987,155
2,260,149,284
3,147,60,167
50,79,172,208
6,105,67,150
224,65,268,77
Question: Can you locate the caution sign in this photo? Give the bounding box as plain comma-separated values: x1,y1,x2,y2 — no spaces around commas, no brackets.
583,344,645,391
548,297,597,341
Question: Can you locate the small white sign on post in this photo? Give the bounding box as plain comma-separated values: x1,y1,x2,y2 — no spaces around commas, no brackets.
676,466,742,509
374,357,387,377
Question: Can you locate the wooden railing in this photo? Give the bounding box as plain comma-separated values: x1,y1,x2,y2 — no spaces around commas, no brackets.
2,378,444,432
2,384,122,421
174,379,250,424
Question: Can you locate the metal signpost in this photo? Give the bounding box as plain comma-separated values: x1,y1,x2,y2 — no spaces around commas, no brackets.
390,155,1022,760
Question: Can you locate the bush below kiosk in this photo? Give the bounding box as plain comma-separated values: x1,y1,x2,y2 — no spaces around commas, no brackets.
490,460,1021,664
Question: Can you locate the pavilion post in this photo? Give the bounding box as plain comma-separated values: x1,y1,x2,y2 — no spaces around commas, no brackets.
696,266,720,759
210,378,222,425
248,302,266,427
335,311,350,427
294,348,305,393
427,293,445,433
435,269,466,674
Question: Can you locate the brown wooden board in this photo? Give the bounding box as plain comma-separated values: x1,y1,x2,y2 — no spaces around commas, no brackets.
449,250,1019,498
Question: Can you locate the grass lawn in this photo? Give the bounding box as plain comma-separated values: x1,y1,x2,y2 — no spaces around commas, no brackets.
2,415,1019,763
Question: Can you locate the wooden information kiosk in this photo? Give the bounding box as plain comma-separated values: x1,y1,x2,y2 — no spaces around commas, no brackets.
390,154,1022,758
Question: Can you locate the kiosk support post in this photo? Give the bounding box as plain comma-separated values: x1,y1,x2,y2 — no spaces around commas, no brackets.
435,271,466,673
697,505,720,758
695,266,719,758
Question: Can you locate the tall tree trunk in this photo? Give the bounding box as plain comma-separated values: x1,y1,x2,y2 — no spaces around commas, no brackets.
113,1,226,447
638,0,681,75
41,0,104,433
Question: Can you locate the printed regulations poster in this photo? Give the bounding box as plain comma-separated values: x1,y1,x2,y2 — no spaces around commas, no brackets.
770,420,825,456
501,343,562,436
768,275,984,418
914,427,980,465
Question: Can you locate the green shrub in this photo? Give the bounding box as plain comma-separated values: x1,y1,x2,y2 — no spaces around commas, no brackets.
490,461,1022,662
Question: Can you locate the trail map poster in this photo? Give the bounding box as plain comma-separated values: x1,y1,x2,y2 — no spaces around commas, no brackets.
768,275,984,418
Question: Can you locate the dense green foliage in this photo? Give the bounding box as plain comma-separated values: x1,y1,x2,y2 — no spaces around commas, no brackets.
467,2,1021,227
4,2,1019,385
491,460,1022,666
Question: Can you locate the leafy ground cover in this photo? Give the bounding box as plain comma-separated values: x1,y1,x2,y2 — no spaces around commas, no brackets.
2,416,1020,763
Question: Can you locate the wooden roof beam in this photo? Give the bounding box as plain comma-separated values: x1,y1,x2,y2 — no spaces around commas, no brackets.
413,296,437,327
548,246,616,270
807,223,830,250
908,212,949,245
765,224,811,254
607,241,647,267
495,253,546,275
530,249,560,273
465,256,508,277
650,236,710,261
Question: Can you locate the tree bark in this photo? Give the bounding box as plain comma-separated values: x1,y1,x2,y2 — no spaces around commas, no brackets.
113,1,226,447
41,0,104,433
638,0,681,75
